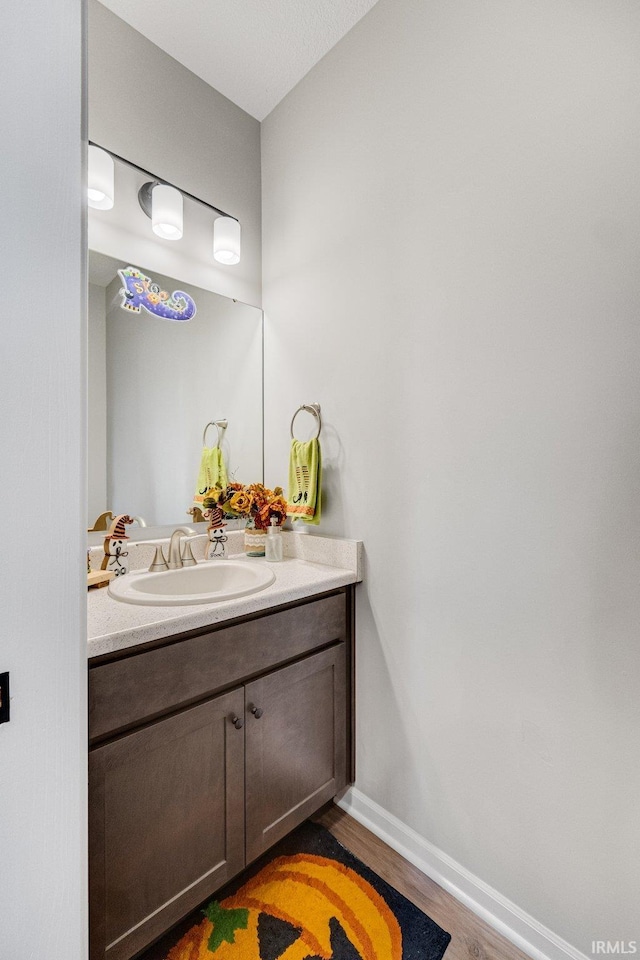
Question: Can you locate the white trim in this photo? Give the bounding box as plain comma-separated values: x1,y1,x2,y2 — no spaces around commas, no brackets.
336,788,589,960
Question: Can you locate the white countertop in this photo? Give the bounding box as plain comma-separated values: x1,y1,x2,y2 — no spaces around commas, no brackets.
88,531,362,659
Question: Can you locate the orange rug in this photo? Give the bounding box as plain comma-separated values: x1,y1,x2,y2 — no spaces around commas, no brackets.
139,822,451,960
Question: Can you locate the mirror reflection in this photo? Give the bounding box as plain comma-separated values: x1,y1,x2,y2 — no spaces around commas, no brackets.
88,251,263,529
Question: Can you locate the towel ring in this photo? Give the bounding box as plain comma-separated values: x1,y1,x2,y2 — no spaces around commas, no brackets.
290,403,322,441
203,419,228,447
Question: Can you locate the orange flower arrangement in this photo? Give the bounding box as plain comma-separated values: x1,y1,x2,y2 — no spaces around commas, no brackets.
245,483,287,530
203,482,287,530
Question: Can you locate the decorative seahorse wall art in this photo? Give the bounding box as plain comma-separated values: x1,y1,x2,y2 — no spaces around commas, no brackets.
117,266,197,322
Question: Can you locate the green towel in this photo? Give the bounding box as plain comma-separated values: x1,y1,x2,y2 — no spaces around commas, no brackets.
193,446,228,510
287,438,321,524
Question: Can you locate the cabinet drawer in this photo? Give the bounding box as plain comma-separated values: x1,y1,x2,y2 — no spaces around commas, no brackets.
89,591,347,741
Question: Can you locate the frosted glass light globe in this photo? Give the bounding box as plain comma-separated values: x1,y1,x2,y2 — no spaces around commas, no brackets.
88,146,114,210
152,184,183,240
213,216,241,265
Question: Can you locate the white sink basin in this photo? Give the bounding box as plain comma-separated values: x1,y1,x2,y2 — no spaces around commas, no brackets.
108,560,276,606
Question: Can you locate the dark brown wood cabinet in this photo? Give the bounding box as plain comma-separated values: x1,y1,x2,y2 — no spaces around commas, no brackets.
89,689,245,960
245,643,346,862
89,588,354,960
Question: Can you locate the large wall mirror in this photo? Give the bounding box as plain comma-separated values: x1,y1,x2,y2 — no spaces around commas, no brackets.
88,250,263,531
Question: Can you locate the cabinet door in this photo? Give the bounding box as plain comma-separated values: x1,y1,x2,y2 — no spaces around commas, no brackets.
245,644,347,863
89,689,245,960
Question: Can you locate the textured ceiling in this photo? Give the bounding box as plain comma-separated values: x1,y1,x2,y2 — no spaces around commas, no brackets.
98,0,381,120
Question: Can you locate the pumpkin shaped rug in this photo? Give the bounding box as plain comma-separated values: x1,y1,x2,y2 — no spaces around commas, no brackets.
157,824,451,960
167,853,401,960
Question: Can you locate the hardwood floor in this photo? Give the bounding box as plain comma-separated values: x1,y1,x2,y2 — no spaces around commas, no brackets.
315,805,532,960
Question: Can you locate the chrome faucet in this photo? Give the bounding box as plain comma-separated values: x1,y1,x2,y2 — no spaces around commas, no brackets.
167,527,197,569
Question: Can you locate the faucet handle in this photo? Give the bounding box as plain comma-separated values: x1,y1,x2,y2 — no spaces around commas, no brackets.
148,544,168,573
181,540,197,567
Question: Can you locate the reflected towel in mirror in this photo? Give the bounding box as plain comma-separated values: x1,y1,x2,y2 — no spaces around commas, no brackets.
193,446,228,509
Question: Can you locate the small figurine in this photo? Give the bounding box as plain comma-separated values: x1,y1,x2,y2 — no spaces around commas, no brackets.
203,504,228,560
101,514,134,577
187,506,205,524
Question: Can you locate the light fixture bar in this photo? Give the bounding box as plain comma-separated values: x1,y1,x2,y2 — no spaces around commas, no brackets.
88,140,239,224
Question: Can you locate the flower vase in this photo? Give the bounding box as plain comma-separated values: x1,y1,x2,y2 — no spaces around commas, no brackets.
244,521,266,557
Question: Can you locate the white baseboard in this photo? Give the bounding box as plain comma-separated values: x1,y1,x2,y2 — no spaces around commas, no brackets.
336,787,589,960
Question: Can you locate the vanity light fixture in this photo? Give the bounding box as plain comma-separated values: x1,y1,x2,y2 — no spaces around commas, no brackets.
150,183,183,240
88,141,241,265
213,216,241,265
87,145,114,210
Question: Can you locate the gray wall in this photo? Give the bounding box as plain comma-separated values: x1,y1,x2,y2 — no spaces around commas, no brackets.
89,0,262,306
262,0,640,951
0,0,86,956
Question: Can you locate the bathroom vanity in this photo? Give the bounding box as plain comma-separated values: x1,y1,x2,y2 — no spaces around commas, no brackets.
87,534,360,960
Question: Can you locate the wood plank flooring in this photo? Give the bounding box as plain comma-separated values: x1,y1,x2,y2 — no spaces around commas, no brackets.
315,805,533,960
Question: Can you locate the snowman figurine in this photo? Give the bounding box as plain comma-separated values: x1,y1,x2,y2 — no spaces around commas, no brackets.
203,504,228,560
101,514,134,576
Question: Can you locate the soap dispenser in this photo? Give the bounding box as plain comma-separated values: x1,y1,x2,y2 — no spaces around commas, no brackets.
265,518,283,562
